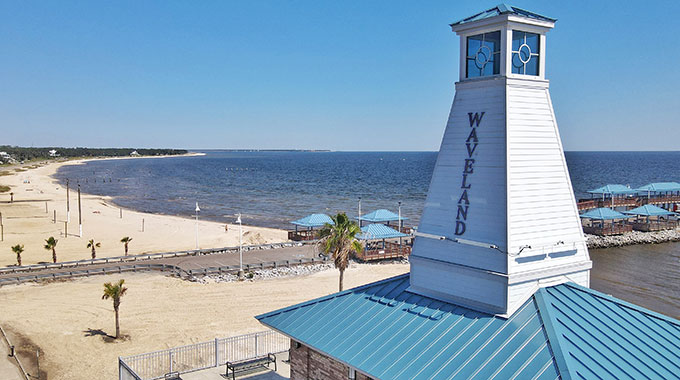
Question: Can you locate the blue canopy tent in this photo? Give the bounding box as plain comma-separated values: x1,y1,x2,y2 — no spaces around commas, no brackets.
355,224,410,261
357,209,409,231
288,213,334,241
579,208,632,236
623,204,678,232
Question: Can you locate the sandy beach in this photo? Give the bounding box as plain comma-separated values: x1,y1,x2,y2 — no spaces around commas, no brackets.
0,263,409,379
0,157,287,267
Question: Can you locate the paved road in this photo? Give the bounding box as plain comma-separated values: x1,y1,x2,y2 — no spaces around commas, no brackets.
0,245,320,282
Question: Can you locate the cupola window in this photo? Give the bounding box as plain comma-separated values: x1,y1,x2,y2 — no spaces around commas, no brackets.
466,31,501,78
511,31,540,75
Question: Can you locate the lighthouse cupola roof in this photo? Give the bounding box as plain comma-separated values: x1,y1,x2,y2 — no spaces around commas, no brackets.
451,4,555,81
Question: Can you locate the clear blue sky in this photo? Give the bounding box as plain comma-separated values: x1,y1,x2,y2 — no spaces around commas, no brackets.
1,1,679,151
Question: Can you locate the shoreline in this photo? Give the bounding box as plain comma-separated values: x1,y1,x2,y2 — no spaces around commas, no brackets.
0,155,287,267
5,154,679,254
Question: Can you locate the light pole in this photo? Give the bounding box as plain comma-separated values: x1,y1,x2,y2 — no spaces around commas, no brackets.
358,197,362,227
398,201,402,246
195,202,200,250
66,179,70,223
236,213,243,280
78,185,82,237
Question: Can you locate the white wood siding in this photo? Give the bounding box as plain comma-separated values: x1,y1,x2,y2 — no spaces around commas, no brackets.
412,79,508,273
506,83,589,277
409,78,590,316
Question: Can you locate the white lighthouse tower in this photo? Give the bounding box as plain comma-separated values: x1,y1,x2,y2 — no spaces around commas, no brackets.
408,5,591,317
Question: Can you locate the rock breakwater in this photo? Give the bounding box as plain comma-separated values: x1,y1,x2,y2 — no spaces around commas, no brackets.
586,229,680,249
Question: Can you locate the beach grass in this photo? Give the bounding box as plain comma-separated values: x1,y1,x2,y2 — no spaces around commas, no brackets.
14,168,27,172
0,185,10,193
0,170,11,176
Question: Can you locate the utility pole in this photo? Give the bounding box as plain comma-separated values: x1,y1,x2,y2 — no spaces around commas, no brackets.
358,196,362,227
237,213,243,280
78,185,82,237
66,179,70,223
195,202,200,250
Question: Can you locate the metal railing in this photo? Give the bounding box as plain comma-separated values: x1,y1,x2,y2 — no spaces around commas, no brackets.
0,263,180,286
0,254,328,287
0,240,317,275
119,330,289,380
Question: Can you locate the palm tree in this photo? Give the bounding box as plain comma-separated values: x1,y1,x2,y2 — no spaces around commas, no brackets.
102,279,128,339
11,244,24,266
44,237,58,263
120,237,132,256
87,239,101,259
317,213,363,292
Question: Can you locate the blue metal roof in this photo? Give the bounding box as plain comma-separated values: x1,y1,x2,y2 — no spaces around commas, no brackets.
290,213,334,228
535,283,680,380
450,4,556,27
587,184,636,195
623,204,676,217
636,182,680,193
579,208,631,220
357,224,408,240
358,209,408,223
257,274,680,380
257,274,560,380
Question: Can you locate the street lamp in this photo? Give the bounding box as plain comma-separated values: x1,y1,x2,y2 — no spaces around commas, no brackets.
358,196,362,227
236,213,243,280
195,202,200,250
398,201,402,246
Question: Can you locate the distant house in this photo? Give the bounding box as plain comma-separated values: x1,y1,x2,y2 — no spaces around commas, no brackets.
49,149,59,157
0,151,14,164
130,150,141,157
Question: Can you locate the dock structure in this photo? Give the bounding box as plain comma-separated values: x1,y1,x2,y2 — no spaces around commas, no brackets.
287,213,333,241
578,182,680,211
623,204,678,232
579,208,633,236
577,182,680,234
355,223,411,261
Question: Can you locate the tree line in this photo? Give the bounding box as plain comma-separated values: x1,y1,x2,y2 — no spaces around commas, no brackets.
0,146,187,161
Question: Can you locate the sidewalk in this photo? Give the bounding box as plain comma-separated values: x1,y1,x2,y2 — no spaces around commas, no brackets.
0,335,24,380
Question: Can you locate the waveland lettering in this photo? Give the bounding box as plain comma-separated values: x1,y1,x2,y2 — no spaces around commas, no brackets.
455,112,484,236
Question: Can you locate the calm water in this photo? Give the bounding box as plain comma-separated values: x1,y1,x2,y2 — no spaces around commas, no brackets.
55,150,680,317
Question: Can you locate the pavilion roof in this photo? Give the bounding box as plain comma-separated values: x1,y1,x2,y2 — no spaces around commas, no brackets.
636,182,680,193
587,184,636,195
290,213,334,228
358,209,408,223
356,224,408,240
579,208,631,220
623,204,676,217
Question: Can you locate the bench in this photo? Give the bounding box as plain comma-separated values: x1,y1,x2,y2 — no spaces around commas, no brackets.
225,353,277,379
164,371,180,380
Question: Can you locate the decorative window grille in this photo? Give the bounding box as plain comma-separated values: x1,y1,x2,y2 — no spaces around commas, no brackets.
466,31,501,78
511,31,540,75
